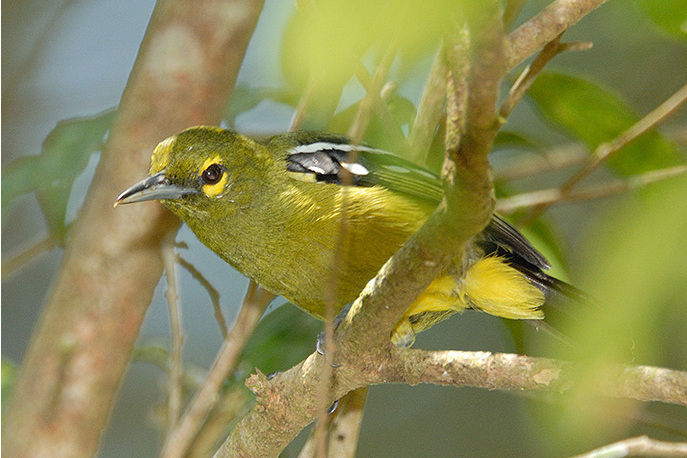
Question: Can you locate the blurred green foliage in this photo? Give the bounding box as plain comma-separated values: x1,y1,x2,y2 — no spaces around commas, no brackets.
528,72,682,176
3,0,686,456
637,0,687,41
2,359,17,416
1,109,115,243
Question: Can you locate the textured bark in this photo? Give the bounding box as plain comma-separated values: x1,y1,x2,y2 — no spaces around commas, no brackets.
2,1,264,456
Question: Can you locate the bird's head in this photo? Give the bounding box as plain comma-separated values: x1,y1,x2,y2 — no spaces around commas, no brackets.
115,126,265,217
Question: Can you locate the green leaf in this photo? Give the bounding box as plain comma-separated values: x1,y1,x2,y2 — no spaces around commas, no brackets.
329,92,416,156
2,359,17,414
2,109,116,242
224,86,297,125
493,130,544,154
557,174,687,443
636,0,687,41
528,72,683,176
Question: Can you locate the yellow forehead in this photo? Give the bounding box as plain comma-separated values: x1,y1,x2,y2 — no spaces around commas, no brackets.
199,155,222,174
149,136,176,174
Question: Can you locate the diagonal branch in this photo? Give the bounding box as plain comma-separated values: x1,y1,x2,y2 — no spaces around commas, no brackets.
215,344,686,457
522,81,687,222
383,350,687,406
500,35,592,120
505,0,610,70
573,435,687,457
161,282,274,458
497,165,687,213
217,2,509,455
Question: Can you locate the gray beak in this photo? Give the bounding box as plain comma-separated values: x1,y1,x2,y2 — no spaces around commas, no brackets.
114,171,199,206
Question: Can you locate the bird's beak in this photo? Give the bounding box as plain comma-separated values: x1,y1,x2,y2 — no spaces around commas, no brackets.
114,171,199,207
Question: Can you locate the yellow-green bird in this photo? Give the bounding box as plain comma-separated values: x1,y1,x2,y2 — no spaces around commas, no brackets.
117,126,576,346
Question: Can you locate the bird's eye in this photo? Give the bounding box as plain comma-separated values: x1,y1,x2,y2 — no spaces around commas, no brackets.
202,164,223,184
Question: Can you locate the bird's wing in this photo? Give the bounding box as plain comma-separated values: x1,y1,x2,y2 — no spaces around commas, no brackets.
272,132,550,270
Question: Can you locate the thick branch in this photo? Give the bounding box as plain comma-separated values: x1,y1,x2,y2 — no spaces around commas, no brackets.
218,3,508,455
218,345,686,457
2,1,264,456
383,350,687,405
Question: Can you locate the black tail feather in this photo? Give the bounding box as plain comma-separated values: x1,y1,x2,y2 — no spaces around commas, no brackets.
478,241,592,338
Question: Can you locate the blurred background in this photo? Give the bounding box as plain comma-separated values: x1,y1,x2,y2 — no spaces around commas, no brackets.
3,0,686,456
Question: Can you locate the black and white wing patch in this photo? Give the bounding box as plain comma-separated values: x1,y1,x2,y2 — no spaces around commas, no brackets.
285,137,443,204
280,133,552,270
286,142,376,185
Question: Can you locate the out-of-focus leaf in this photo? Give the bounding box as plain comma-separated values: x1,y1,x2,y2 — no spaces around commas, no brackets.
224,86,297,125
528,72,683,176
493,131,543,154
239,304,321,378
637,0,687,41
132,342,209,392
132,343,171,369
280,0,454,129
556,174,687,445
281,1,452,91
423,121,446,174
329,92,416,154
1,109,116,242
2,359,17,414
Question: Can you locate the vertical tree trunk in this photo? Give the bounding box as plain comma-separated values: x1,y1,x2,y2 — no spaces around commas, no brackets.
2,1,264,456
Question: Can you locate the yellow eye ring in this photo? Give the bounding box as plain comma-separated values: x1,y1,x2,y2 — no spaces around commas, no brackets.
199,155,228,198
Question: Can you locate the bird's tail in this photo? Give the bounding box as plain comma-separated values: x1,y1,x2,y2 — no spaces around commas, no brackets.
390,244,585,347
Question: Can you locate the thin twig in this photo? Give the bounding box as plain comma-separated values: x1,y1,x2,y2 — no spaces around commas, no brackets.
176,255,227,339
313,29,406,458
1,236,56,280
297,387,368,458
497,165,687,213
289,80,315,132
505,0,610,70
493,143,588,182
499,35,592,120
408,47,448,164
327,387,368,458
2,0,79,106
351,62,410,157
349,31,401,143
162,235,184,436
572,435,687,458
523,81,687,223
160,282,274,458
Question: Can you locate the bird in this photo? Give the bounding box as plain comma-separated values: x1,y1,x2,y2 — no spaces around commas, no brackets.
116,126,578,346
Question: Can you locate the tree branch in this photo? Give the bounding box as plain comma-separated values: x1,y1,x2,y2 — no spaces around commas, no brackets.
505,0,610,70
408,47,448,164
382,350,687,406
217,343,686,457
161,283,274,458
497,165,687,212
163,235,184,436
2,1,264,456
573,435,687,457
522,81,687,222
217,2,509,455
499,35,592,120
